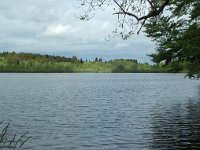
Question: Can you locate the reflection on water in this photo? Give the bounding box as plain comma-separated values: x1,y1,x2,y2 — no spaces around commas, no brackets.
150,96,200,149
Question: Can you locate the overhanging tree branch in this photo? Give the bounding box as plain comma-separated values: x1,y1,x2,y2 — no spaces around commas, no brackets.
113,0,170,21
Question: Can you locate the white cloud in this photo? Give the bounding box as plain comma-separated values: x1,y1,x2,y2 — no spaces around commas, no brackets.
43,24,80,36
0,0,155,62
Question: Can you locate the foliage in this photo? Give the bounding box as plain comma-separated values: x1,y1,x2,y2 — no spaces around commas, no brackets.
0,121,30,149
0,51,169,73
78,0,200,78
144,0,200,78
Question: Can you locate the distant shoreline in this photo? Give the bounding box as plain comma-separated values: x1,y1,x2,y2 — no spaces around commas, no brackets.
0,72,168,73
0,51,177,73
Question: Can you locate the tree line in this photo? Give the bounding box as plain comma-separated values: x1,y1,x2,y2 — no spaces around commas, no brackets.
0,51,171,73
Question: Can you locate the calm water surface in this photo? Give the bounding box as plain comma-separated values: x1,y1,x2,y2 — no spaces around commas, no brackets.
0,73,200,149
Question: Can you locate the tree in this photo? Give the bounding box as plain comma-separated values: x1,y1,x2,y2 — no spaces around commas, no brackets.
78,0,171,37
71,56,78,64
78,0,200,78
95,57,99,62
80,58,84,64
144,0,200,78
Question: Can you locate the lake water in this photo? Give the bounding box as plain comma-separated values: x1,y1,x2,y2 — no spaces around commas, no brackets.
0,73,200,149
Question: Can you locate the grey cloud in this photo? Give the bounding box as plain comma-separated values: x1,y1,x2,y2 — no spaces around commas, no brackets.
0,0,155,62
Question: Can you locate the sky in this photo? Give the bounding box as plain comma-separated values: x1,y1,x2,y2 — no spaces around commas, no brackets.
0,0,156,63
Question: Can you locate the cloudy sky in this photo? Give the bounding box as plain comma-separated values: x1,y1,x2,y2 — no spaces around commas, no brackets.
0,0,155,62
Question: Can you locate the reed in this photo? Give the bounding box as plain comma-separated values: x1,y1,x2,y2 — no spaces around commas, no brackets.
0,121,30,149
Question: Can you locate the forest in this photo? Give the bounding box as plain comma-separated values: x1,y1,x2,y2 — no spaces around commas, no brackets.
0,51,171,73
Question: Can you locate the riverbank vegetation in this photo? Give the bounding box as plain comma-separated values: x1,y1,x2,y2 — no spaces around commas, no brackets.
0,51,176,73
0,121,30,149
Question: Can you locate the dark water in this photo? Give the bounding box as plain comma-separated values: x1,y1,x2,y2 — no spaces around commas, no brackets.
0,73,200,150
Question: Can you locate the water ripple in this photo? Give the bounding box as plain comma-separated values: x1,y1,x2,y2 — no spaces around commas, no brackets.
0,73,199,150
